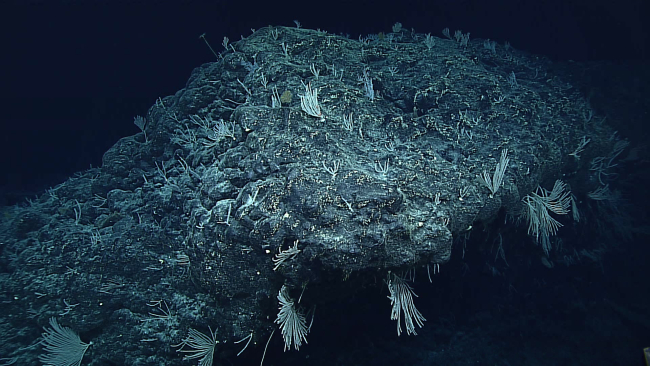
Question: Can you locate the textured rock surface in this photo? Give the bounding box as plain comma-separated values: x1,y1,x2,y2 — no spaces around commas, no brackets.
0,26,620,365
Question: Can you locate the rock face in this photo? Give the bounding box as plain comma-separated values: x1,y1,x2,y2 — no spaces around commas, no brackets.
0,26,612,365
